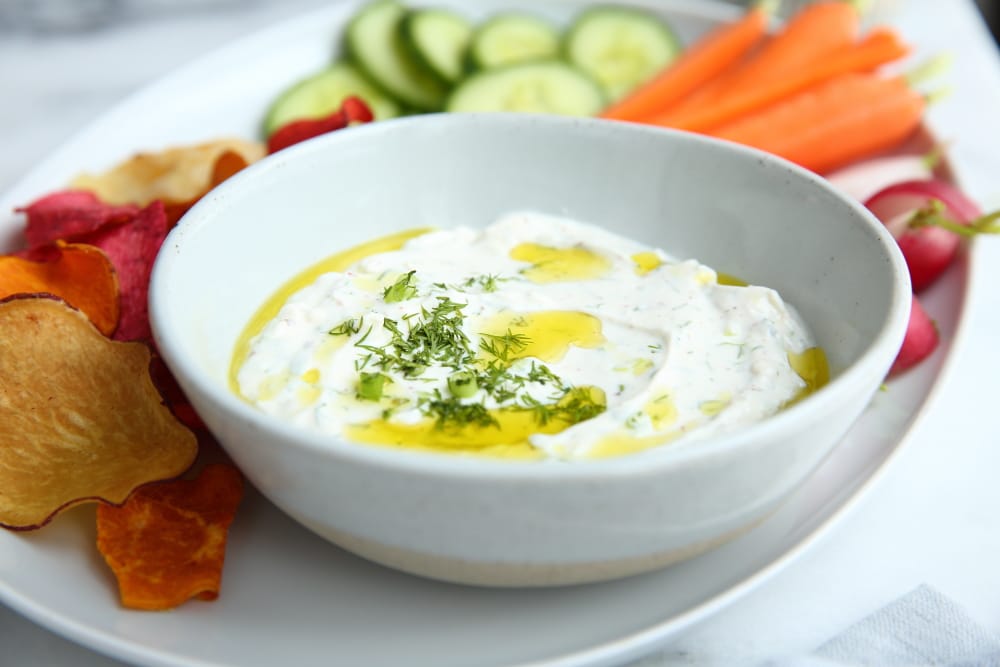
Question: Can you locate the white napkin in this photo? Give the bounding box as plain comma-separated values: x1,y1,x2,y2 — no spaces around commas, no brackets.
765,585,1000,667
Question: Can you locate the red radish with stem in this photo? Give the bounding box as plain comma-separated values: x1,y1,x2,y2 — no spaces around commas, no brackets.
890,295,938,376
824,151,938,202
864,179,998,292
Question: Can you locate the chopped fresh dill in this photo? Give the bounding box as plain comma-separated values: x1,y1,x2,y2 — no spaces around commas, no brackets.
475,360,522,403
358,297,475,377
418,389,499,430
512,386,605,426
478,329,531,362
355,322,374,346
463,273,510,293
339,288,605,430
525,361,561,386
329,317,363,336
381,317,403,338
552,386,606,424
354,353,373,372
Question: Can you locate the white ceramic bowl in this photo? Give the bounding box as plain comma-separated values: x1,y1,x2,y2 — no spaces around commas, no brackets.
150,113,910,587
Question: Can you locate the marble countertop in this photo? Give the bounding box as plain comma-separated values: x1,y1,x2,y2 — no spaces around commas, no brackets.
2,1,1000,665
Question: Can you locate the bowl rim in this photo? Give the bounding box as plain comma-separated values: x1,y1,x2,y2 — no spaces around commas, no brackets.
150,112,913,481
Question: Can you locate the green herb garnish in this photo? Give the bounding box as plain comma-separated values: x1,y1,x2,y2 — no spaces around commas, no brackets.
383,270,418,303
447,370,478,398
342,280,607,431
478,329,530,362
329,317,363,336
418,389,499,430
357,372,389,401
358,297,474,377
514,386,605,426
462,273,510,293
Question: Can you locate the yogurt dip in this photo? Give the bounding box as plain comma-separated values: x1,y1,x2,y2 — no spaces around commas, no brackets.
233,212,827,460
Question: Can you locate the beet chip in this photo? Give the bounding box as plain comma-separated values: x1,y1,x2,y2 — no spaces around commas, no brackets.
0,242,120,336
96,464,244,610
149,354,206,431
18,190,140,249
0,296,197,530
79,201,169,342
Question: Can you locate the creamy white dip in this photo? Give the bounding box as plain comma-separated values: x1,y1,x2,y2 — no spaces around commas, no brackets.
235,212,822,460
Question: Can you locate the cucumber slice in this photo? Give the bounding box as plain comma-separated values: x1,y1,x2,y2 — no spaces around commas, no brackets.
346,0,447,111
446,61,605,116
262,61,401,136
564,6,681,102
468,13,561,70
400,9,473,86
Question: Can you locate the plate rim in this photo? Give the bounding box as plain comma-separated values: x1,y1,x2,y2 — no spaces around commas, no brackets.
0,1,974,665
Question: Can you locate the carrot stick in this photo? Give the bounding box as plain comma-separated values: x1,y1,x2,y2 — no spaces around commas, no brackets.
708,72,925,174
599,1,774,122
645,26,910,132
662,1,860,119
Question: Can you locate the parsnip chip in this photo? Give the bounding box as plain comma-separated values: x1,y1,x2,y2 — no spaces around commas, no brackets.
70,139,265,206
0,296,197,530
163,149,251,226
0,242,119,336
97,464,244,611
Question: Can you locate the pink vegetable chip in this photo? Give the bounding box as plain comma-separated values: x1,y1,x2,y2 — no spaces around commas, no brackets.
18,191,140,249
79,201,169,342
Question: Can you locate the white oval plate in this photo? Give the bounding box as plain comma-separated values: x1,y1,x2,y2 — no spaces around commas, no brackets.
0,2,973,666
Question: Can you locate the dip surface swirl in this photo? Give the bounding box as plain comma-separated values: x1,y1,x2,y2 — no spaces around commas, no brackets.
233,212,826,460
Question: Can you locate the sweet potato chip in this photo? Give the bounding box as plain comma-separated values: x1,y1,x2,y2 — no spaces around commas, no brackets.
0,296,197,530
78,201,169,342
70,138,265,206
18,190,140,249
0,242,119,336
96,463,243,610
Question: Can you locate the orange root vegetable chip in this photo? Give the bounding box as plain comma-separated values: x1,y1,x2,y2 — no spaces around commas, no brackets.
0,296,197,530
96,464,244,610
69,138,265,207
0,242,120,336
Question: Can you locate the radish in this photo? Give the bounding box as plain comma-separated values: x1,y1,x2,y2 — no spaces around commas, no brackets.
864,179,998,292
889,295,938,376
825,153,936,203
